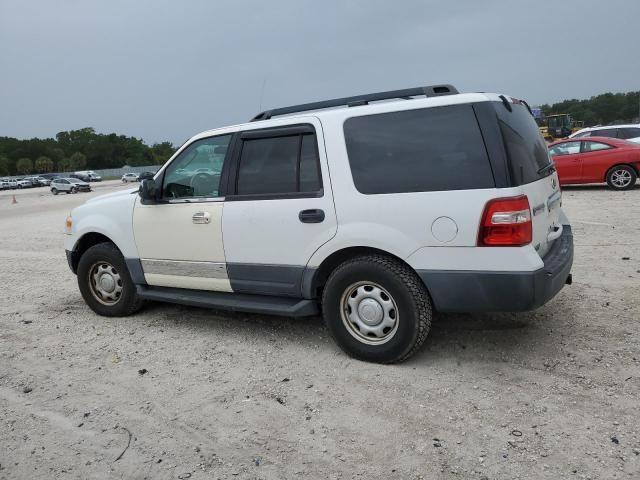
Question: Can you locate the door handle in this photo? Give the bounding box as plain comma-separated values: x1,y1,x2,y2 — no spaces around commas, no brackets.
299,209,325,223
192,211,211,224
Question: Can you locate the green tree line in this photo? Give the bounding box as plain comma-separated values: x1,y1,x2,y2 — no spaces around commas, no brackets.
0,127,175,176
539,91,640,126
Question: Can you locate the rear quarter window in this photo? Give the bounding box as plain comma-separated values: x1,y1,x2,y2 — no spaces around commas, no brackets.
343,104,494,194
493,103,553,186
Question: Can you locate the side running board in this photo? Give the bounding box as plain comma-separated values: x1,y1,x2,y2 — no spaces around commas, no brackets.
136,285,319,318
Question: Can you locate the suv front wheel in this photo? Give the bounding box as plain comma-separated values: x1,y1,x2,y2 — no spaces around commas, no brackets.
77,242,143,317
322,255,432,363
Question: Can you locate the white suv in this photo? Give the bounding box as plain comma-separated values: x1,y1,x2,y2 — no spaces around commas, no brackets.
64,85,574,363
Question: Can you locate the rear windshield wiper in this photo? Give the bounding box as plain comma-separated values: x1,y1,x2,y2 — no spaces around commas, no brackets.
537,162,556,175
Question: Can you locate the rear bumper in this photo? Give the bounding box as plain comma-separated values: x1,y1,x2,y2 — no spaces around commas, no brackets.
418,225,574,313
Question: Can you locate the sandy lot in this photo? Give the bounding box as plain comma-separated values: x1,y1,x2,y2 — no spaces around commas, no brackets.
0,182,639,480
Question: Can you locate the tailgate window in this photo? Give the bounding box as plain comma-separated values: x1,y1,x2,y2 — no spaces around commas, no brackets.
494,103,554,186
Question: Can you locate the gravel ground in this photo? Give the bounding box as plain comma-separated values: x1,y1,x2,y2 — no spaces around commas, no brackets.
0,183,639,480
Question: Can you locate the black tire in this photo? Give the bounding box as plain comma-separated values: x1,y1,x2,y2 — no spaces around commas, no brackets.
77,242,143,317
51,188,58,195
606,165,637,190
322,254,432,363
71,187,78,194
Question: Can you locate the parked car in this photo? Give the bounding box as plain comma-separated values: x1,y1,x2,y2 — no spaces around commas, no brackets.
0,179,10,190
549,136,640,190
121,173,139,183
569,124,640,144
5,179,18,189
51,178,91,195
73,170,102,182
63,85,573,363
15,178,34,189
36,176,52,186
23,176,46,187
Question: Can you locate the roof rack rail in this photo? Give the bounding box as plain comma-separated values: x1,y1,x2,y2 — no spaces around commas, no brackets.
250,84,459,121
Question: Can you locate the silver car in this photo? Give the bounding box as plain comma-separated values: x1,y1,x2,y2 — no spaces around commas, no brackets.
121,173,139,183
51,178,91,195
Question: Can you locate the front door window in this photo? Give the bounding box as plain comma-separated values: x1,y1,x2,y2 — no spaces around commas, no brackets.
162,135,232,200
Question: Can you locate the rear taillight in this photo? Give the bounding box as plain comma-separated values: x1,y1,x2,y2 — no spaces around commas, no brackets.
478,195,532,247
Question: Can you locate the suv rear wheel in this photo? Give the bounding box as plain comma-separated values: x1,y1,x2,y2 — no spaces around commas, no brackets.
77,242,143,317
606,165,637,190
322,255,432,363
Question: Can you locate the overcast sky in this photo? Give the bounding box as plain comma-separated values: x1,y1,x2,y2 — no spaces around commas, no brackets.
1,0,638,145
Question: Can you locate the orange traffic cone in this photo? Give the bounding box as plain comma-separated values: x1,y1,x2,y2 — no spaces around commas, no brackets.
12,195,17,204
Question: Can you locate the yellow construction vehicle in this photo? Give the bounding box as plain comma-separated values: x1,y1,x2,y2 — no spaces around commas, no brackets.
538,114,584,142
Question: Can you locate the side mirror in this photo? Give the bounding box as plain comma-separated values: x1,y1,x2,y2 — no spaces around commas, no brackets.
138,171,154,181
139,179,158,202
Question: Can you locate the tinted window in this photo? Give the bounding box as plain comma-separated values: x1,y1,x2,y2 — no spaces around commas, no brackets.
549,141,581,156
237,136,299,195
236,133,322,196
619,128,640,139
162,134,231,200
583,141,612,152
343,104,494,194
494,103,553,185
299,134,321,192
594,128,618,138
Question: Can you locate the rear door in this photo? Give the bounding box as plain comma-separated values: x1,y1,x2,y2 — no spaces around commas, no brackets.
494,102,563,257
222,119,337,297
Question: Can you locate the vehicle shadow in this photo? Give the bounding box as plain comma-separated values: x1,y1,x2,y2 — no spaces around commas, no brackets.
135,300,569,366
561,183,639,191
410,307,567,366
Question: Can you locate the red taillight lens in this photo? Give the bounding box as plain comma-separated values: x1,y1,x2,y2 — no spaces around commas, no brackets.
478,195,532,247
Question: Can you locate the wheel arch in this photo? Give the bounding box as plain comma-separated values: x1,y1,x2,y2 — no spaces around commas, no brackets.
69,232,119,273
604,162,639,182
302,246,421,299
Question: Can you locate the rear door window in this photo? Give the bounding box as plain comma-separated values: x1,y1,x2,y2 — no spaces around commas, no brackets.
594,128,618,138
234,131,323,197
343,104,494,194
619,127,640,139
493,103,554,185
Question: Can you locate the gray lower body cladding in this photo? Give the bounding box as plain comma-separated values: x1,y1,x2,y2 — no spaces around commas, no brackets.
67,226,573,315
419,226,574,313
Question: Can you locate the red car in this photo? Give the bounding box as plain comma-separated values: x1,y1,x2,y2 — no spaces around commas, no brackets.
548,136,640,190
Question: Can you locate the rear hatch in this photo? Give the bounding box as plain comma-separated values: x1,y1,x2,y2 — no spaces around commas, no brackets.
493,100,562,258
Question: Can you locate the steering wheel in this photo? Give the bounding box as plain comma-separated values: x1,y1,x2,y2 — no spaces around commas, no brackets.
190,172,215,197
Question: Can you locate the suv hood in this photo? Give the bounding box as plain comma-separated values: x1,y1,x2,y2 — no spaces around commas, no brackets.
85,187,138,204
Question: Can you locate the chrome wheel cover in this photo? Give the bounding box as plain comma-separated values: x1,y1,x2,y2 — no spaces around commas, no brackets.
340,282,399,345
88,262,123,305
611,169,632,188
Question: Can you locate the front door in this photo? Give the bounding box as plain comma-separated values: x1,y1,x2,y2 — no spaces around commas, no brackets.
550,140,582,184
222,119,337,297
133,133,234,291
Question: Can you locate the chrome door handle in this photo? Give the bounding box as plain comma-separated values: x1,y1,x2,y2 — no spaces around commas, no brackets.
192,211,211,224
